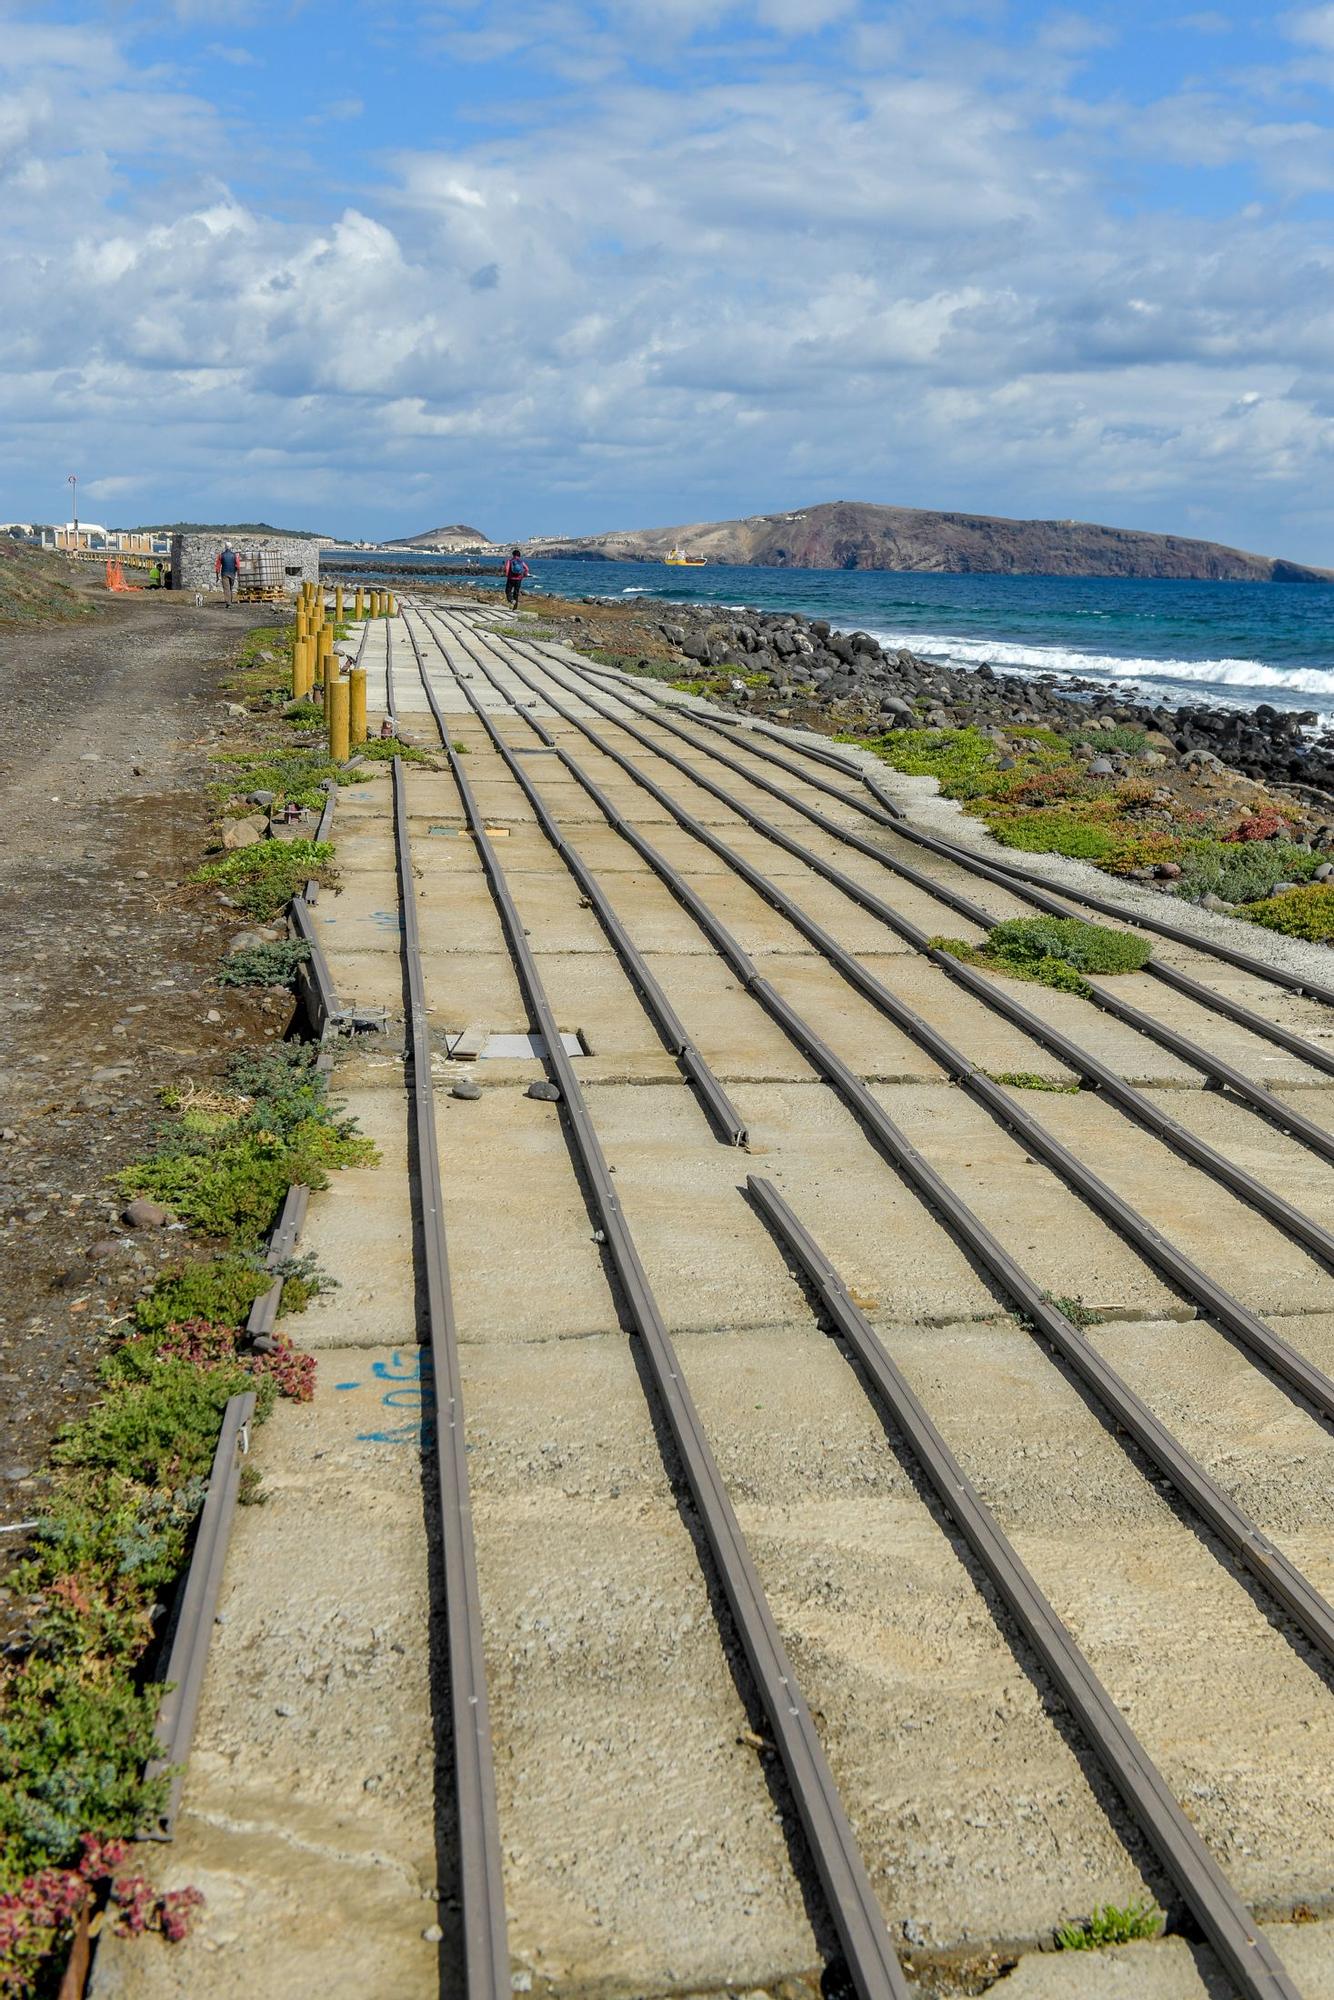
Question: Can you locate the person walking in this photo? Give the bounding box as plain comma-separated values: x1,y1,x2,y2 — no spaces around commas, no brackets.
216,543,239,607
504,547,529,609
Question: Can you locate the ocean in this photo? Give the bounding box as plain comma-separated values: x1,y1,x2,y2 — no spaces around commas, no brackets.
327,554,1334,719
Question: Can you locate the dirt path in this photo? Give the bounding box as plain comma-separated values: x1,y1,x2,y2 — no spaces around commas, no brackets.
0,594,287,1546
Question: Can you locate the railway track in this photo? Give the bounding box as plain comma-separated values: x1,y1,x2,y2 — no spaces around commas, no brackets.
363,599,1334,1998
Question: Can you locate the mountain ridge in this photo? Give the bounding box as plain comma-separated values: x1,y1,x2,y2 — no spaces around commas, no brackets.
384,523,489,549
528,500,1331,582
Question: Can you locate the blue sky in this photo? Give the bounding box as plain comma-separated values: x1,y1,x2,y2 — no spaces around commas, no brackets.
3,0,1334,558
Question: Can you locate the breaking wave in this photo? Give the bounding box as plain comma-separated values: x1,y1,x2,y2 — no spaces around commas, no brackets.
872,630,1334,704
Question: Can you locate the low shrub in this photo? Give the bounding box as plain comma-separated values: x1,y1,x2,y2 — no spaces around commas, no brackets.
217,940,311,988
984,808,1119,862
1221,808,1293,842
932,916,1149,997
1173,839,1320,906
1075,723,1148,755
1239,883,1334,941
985,917,1151,977
116,1044,376,1243
191,839,333,919
54,1354,274,1488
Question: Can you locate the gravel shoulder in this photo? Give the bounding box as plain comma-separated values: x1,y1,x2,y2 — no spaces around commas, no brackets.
0,588,291,1542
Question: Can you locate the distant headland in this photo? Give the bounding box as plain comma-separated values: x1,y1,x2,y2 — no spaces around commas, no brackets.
515,499,1331,583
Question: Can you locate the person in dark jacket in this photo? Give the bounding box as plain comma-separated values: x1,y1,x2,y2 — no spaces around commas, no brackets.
216,543,239,606
504,547,529,609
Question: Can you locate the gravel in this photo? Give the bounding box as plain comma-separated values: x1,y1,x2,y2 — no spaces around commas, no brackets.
0,588,290,1584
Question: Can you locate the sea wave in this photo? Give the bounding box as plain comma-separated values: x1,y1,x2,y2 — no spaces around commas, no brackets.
873,630,1334,701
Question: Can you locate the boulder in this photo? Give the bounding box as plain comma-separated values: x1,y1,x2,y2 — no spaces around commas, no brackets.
223,816,266,851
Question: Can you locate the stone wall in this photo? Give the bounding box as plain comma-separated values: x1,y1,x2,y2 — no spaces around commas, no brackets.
170,533,321,597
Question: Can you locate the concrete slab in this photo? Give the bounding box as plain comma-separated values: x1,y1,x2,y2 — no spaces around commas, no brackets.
868,1318,1334,1911
584,1078,1002,1328
864,1082,1188,1321
464,1336,821,1994
1014,1084,1334,1315
89,1354,447,2000
1088,1315,1334,1602
990,1925,1334,1998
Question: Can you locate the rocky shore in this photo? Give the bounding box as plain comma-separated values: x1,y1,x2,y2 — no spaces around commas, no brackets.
609,597,1334,799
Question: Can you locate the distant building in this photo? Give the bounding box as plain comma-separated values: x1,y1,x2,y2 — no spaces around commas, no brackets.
171,531,321,597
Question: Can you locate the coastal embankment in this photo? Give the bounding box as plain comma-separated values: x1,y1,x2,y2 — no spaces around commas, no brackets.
472,583,1334,942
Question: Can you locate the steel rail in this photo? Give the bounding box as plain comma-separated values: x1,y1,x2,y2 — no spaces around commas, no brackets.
290,892,342,1037
749,1176,1301,2000
143,1391,257,1839
544,647,1334,1071
391,754,511,2000
427,601,1334,1968
435,734,909,2000
474,629,1334,1169
244,1182,310,1349
521,728,1334,1671
445,626,1334,1415
400,610,747,1145
426,625,1334,1675
564,648,1334,1018
439,617,1334,1264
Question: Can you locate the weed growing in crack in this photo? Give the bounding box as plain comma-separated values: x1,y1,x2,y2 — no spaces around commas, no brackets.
1056,1901,1162,1950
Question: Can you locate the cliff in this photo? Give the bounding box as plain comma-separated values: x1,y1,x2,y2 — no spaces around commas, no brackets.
533,500,1330,582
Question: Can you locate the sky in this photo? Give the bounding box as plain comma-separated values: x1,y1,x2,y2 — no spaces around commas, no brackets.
3,1,1334,558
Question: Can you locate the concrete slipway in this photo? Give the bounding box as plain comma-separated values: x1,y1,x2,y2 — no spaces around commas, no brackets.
94,604,1334,2000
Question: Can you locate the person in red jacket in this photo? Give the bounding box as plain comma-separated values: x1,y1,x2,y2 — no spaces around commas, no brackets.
215,543,239,606
504,547,529,609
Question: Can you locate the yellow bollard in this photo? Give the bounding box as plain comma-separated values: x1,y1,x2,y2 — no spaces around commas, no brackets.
315,626,332,687
328,674,350,762
349,666,367,746
386,591,396,619
354,587,364,621
295,635,313,699
335,584,344,625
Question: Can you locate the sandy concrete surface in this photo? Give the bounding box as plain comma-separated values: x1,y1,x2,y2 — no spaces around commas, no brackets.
128,605,1334,2000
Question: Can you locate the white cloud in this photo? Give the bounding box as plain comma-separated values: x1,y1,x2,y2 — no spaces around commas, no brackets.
2,0,1334,557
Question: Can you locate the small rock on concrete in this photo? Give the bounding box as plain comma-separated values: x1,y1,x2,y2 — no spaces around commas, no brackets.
122,1199,170,1229
451,1080,482,1100
422,1926,444,1945
526,1080,561,1102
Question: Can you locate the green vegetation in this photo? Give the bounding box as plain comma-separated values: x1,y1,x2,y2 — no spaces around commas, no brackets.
1044,1291,1099,1327
672,669,772,697
116,1043,377,1243
213,734,430,811
589,649,682,681
932,916,1150,998
986,1071,1082,1093
985,916,1151,977
191,838,333,918
1171,838,1320,905
1239,882,1334,941
0,543,94,626
133,1250,327,1334
217,940,312,988
1055,1900,1162,1950
1074,723,1148,755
